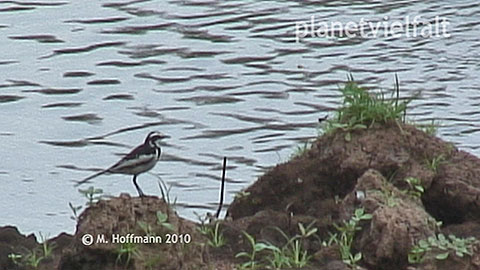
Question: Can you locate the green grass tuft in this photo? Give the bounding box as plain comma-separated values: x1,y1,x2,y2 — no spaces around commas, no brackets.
408,234,478,264
322,77,411,140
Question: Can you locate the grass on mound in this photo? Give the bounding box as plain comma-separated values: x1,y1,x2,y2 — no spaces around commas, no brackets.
323,75,411,140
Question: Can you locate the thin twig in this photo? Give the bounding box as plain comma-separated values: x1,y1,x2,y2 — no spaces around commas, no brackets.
215,157,227,219
395,73,399,110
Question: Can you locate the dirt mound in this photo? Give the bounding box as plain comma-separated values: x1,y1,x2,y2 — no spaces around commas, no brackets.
0,226,72,270
61,194,208,270
0,195,214,270
0,226,38,270
343,169,435,269
227,123,480,270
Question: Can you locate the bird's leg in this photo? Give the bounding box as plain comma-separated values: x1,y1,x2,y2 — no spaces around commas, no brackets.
132,175,145,197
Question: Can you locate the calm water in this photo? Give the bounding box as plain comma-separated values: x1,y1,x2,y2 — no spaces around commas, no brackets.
1,0,479,236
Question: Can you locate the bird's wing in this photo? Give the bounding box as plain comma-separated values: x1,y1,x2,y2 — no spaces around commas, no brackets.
107,144,157,174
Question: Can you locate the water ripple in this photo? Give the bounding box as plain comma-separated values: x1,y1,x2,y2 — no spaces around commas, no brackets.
0,95,24,103
23,88,82,95
45,41,126,58
9,34,64,43
62,113,103,124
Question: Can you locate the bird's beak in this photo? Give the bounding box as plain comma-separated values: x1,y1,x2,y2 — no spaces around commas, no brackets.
159,134,170,140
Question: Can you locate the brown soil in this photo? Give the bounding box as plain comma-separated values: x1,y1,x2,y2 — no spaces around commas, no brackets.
227,123,480,270
2,123,480,270
62,194,211,270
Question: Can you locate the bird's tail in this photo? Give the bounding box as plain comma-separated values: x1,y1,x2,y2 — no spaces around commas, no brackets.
75,169,109,187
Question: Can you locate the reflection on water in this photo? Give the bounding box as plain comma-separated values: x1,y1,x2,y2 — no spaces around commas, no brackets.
0,0,479,236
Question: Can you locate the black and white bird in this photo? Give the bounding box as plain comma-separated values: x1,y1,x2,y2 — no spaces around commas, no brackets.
76,131,169,196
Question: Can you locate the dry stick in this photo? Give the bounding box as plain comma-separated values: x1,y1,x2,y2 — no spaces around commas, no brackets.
395,73,399,110
215,157,227,219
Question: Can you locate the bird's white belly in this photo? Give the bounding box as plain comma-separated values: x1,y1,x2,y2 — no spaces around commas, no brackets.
128,158,157,175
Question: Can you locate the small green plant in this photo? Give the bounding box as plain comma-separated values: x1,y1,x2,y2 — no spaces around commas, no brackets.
8,251,43,268
265,221,318,269
24,251,43,268
371,188,398,207
298,222,318,240
333,208,372,269
408,234,478,264
234,190,251,199
404,177,425,198
156,211,175,231
322,232,338,247
156,177,177,207
116,242,141,266
426,217,443,230
195,213,226,247
323,117,367,142
287,239,309,268
236,232,273,270
266,244,291,270
7,253,22,265
236,222,318,270
278,222,317,268
68,202,82,222
416,120,439,136
8,232,55,269
322,76,411,141
78,186,103,205
445,142,456,155
291,140,312,158
425,154,446,172
195,212,211,235
206,222,226,248
39,232,54,259
137,220,155,237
